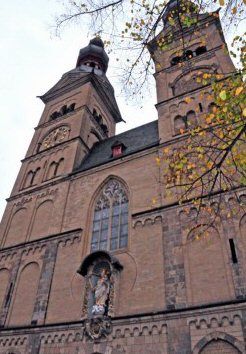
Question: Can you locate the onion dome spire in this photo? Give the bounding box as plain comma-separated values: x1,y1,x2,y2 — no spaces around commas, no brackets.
76,37,109,73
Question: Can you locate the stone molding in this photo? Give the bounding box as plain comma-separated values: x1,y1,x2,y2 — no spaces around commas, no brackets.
0,229,82,262
188,312,242,329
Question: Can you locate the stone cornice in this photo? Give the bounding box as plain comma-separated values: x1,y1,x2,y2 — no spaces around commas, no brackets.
0,228,82,255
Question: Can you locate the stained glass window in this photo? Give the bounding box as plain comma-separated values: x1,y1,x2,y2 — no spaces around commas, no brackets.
91,180,128,252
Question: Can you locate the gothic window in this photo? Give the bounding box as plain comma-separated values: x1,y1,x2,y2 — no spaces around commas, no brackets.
91,180,128,252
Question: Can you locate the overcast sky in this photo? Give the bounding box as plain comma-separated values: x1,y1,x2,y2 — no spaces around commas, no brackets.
0,0,157,218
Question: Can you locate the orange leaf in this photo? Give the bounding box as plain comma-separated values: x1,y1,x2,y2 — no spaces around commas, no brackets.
235,86,243,96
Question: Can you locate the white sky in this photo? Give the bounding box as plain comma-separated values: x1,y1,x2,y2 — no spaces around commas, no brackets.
0,0,157,218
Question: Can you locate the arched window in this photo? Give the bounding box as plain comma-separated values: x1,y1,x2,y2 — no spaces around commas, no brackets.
24,167,40,188
186,110,198,128
208,102,217,113
171,56,181,66
60,105,67,116
174,115,186,135
185,50,193,60
91,179,128,252
67,103,76,112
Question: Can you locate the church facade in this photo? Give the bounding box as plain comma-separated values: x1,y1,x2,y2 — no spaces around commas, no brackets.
0,1,246,353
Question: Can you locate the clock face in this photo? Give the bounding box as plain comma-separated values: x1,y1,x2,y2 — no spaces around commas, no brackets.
41,126,70,150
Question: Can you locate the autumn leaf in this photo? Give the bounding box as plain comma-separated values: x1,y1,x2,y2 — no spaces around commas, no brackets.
219,90,227,100
235,86,243,96
184,97,192,104
219,0,225,5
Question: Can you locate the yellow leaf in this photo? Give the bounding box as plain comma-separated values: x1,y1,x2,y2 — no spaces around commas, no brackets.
155,157,161,165
184,97,192,103
243,108,246,117
232,7,237,14
219,0,225,5
235,86,243,96
219,90,227,100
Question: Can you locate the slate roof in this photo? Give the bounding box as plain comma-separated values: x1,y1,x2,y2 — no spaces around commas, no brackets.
78,120,159,172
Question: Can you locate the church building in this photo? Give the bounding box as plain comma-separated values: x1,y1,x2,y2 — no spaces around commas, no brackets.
0,0,246,353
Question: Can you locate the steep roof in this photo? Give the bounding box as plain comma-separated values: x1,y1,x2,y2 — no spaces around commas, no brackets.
39,67,122,123
77,120,159,172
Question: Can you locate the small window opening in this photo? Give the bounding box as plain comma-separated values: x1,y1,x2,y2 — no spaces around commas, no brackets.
111,141,126,157
112,145,123,157
196,46,207,56
171,56,181,66
97,114,103,125
101,123,108,136
199,103,203,112
185,50,193,60
60,105,67,116
67,103,75,112
229,238,238,264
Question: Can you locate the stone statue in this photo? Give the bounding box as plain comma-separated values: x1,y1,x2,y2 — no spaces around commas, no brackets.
90,268,111,316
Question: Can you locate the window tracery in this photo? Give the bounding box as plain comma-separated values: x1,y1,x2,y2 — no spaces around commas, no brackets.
91,179,128,252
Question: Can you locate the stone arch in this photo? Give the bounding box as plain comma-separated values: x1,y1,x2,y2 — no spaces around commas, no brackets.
0,268,10,309
171,65,217,96
186,110,198,128
46,161,58,180
24,170,34,188
55,158,65,177
30,200,54,240
185,225,231,305
174,115,186,135
4,208,28,247
8,262,40,326
79,250,123,318
192,332,243,354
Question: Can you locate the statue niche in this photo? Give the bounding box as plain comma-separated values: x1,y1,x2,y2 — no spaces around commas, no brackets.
89,262,111,316
78,251,123,319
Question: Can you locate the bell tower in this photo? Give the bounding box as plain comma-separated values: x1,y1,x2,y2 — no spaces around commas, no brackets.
148,0,235,143
9,38,122,198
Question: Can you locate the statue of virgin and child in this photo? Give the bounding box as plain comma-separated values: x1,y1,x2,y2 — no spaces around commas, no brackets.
90,268,112,316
